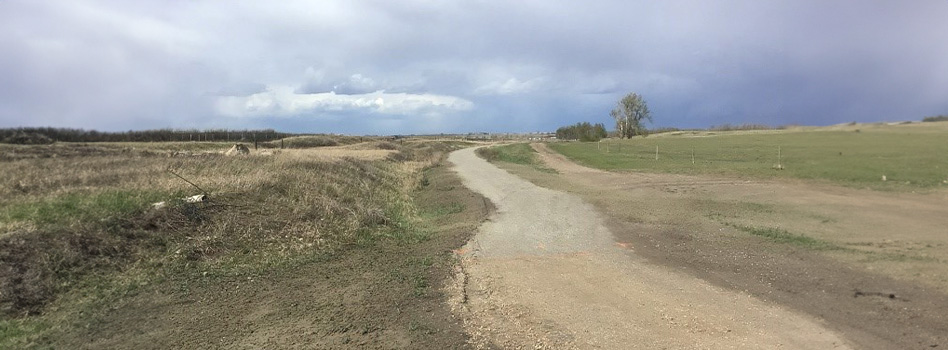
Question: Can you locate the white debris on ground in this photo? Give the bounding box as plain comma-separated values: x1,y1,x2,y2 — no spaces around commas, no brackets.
152,194,207,210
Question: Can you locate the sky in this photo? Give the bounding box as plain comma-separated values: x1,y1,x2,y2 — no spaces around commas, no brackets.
2,1,947,134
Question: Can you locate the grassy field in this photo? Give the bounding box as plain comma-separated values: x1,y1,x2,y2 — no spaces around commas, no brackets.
549,122,948,191
477,143,556,173
0,138,482,348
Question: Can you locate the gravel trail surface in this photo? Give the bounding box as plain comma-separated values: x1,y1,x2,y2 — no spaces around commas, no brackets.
447,147,851,349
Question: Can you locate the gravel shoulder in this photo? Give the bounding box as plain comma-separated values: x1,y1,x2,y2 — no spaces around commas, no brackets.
448,147,853,349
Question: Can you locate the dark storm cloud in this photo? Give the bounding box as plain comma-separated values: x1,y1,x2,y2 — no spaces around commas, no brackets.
1,0,946,132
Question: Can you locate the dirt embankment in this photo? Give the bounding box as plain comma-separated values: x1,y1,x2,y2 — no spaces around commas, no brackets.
504,143,947,349
448,147,854,349
46,161,492,349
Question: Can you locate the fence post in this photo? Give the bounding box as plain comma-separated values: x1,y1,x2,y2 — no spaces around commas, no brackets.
777,146,782,169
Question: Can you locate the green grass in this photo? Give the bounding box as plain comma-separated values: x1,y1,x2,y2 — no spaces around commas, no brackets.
726,223,837,250
0,319,49,349
477,143,557,173
419,202,465,218
477,143,537,165
549,125,948,190
1,190,174,228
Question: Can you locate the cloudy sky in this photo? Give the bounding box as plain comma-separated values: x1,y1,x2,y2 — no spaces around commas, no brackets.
2,1,947,134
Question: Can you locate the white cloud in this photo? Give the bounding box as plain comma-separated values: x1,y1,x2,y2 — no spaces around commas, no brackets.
215,86,474,118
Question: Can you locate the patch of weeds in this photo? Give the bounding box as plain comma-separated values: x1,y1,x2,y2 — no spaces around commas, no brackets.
382,255,438,299
420,202,465,218
415,255,434,267
810,214,837,224
409,255,442,297
859,251,940,263
0,318,49,348
400,229,433,244
412,274,430,297
739,202,775,213
726,223,838,250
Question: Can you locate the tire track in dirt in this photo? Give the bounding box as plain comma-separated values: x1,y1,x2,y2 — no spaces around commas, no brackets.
447,147,852,349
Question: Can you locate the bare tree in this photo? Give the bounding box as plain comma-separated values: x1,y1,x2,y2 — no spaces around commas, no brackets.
610,93,652,138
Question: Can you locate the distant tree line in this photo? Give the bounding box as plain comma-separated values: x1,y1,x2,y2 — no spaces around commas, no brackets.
0,127,295,144
922,115,948,122
555,122,608,142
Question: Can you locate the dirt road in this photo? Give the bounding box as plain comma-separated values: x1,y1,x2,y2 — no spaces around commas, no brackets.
447,147,851,349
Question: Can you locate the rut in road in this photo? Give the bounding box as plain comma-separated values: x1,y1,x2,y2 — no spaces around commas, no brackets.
447,147,851,349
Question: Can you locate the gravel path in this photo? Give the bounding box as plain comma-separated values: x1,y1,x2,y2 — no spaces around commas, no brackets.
448,147,852,349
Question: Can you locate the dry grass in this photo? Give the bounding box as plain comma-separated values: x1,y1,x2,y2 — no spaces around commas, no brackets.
262,135,368,149
340,140,400,151
0,140,464,325
275,147,397,161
